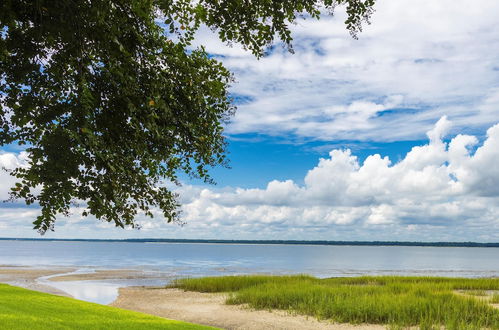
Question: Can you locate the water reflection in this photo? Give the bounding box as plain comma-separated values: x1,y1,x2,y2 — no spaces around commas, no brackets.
37,269,121,304
37,268,173,304
46,280,121,304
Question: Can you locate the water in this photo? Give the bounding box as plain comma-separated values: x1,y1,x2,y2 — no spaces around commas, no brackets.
2,240,499,277
2,240,499,303
37,269,124,304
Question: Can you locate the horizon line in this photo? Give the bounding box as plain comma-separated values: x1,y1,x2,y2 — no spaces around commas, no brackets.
1,237,499,247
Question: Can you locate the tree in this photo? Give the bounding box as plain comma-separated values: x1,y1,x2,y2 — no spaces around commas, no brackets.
0,0,375,234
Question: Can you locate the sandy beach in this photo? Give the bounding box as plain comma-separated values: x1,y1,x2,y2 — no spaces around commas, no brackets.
111,287,385,330
0,266,386,329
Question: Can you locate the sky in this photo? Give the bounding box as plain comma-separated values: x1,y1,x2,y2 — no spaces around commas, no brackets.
1,0,499,241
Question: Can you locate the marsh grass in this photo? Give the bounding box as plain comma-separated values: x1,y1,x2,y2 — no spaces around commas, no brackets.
466,289,488,296
170,274,314,292
172,275,499,329
490,293,499,304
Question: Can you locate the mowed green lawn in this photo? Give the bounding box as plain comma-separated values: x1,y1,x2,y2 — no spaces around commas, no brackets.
0,283,216,330
172,275,499,329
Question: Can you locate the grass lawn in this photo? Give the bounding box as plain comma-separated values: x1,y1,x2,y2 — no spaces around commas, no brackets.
172,275,499,329
0,283,217,330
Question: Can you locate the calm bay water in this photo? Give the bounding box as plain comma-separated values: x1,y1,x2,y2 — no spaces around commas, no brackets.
2,240,499,278
2,240,499,304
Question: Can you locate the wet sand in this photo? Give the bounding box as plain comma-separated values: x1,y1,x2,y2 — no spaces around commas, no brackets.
49,269,175,282
111,287,385,330
0,266,74,296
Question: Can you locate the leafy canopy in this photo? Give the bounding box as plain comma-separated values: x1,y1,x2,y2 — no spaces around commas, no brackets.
0,0,375,234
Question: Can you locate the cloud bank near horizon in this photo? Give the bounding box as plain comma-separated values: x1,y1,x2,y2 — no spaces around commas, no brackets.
1,118,498,241
174,117,499,240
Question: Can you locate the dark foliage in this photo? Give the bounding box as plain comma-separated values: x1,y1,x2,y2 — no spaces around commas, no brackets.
0,0,375,233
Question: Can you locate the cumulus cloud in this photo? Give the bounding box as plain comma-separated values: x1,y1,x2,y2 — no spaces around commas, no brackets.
0,151,29,201
191,0,499,142
1,118,499,240
171,117,499,240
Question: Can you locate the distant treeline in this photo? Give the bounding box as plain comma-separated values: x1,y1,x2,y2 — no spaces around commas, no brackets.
1,237,499,247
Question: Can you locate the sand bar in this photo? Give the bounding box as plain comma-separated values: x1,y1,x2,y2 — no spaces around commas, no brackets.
0,266,74,296
48,268,176,282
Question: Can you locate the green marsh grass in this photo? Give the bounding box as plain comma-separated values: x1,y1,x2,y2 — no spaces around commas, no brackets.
172,275,499,329
466,289,488,296
0,283,216,330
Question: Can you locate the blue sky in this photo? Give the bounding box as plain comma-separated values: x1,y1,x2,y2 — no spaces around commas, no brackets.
1,0,499,241
191,137,428,188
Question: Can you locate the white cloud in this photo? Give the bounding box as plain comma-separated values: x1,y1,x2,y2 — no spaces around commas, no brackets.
1,118,498,240
192,0,499,142
0,151,29,201
170,117,499,239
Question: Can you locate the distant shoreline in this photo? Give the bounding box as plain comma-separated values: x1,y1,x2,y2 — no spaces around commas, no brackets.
1,237,499,248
